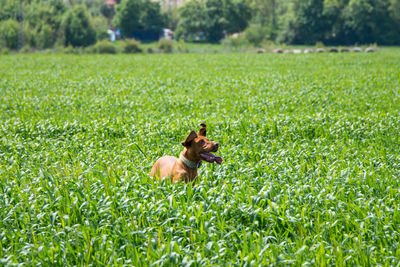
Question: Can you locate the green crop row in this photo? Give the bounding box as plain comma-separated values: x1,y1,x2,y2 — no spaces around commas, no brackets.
0,49,400,265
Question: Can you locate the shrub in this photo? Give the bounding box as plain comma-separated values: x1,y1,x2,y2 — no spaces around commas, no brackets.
84,45,96,54
1,48,10,55
20,44,31,53
94,40,116,54
62,45,86,54
63,45,75,54
158,38,173,53
122,39,142,53
176,39,187,53
0,19,19,49
43,49,53,55
315,41,325,48
244,24,267,47
222,34,248,50
261,40,275,51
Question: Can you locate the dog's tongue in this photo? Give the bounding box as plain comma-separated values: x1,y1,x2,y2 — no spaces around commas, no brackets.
199,153,223,165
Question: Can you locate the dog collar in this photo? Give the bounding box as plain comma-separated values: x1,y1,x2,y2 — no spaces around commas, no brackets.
179,153,202,169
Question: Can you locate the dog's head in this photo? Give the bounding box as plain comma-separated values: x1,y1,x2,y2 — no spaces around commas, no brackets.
182,124,222,164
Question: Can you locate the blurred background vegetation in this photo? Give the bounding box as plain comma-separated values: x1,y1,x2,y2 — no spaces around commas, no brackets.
0,0,399,52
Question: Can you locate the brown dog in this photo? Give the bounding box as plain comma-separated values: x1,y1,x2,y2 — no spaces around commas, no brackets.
150,124,222,183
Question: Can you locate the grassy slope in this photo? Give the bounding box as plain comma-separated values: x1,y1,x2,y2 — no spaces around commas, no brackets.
0,49,400,265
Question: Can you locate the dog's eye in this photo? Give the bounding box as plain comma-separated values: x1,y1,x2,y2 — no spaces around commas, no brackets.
198,140,205,145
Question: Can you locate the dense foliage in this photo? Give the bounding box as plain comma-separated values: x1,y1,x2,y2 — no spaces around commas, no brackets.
275,0,400,45
62,5,96,47
113,0,164,41
1,50,400,265
176,0,400,44
175,0,251,42
0,0,399,48
0,19,19,49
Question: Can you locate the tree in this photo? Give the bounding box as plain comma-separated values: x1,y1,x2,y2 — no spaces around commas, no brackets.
204,0,227,42
37,23,53,48
290,0,327,44
61,5,96,47
113,0,164,41
175,0,207,41
100,4,115,20
163,4,180,30
390,0,400,22
0,19,19,49
322,0,348,44
113,0,141,37
23,0,66,48
244,24,267,46
223,0,251,34
343,0,398,44
176,0,251,42
70,0,107,17
139,0,165,40
0,0,18,21
91,16,109,41
249,0,278,38
389,0,400,41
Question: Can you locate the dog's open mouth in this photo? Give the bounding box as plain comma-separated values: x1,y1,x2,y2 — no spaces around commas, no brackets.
199,152,223,165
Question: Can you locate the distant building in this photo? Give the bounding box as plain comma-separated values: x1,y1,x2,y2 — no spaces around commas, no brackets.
106,0,116,5
162,28,174,40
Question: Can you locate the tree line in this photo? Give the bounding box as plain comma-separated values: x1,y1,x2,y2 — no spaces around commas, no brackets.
176,0,400,45
0,0,399,50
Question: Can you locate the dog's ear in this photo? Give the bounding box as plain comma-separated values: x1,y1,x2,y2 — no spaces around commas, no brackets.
198,123,206,137
182,131,197,147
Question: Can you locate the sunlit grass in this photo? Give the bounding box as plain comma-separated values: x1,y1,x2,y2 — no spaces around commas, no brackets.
0,49,400,265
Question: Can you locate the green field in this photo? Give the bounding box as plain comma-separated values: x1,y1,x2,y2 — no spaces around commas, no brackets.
1,49,400,265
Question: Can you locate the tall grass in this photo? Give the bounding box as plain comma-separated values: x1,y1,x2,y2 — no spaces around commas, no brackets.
0,50,400,265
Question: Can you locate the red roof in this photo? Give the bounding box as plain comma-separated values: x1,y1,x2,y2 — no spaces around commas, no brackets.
106,0,116,5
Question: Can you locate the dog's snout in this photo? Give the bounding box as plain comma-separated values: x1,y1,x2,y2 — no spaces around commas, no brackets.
213,142,219,151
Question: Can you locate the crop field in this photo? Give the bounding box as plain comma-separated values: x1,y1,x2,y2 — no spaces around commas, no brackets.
1,49,400,266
